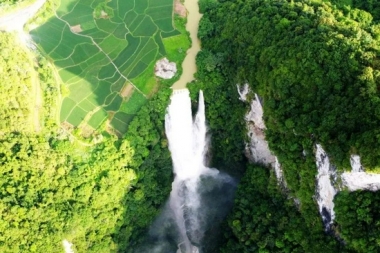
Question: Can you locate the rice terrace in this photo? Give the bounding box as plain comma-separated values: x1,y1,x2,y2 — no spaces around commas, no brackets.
30,0,189,135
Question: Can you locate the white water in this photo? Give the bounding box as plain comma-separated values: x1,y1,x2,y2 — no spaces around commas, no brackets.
237,83,250,102
166,89,210,181
0,0,46,31
165,89,218,253
139,89,234,253
342,172,380,191
350,155,364,172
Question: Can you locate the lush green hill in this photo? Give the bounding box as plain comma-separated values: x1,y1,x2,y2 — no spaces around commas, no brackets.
190,0,380,252
0,0,191,250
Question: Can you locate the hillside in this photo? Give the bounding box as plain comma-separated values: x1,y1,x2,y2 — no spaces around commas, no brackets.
190,0,380,252
0,0,188,251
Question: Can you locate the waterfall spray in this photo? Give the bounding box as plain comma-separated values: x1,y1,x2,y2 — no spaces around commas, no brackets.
165,89,209,253
137,89,235,253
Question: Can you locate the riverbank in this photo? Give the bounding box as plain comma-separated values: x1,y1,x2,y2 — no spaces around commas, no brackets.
172,0,202,89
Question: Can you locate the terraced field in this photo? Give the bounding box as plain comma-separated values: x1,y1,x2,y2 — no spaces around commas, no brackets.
30,0,185,135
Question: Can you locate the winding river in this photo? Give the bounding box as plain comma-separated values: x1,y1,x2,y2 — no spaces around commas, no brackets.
172,0,203,89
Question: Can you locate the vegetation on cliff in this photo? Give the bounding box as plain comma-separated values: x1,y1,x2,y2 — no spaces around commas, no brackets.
194,0,380,252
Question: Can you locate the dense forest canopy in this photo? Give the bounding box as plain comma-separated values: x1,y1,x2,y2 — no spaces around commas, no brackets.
0,33,35,132
193,0,380,252
0,0,191,250
200,0,380,169
0,29,175,252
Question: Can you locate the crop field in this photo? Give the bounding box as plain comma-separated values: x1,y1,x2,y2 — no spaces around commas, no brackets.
30,0,185,135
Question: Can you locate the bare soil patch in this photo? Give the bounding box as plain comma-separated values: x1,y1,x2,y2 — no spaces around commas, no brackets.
70,24,82,33
79,123,95,138
174,0,187,17
100,10,109,19
61,121,74,131
120,83,134,98
104,114,122,137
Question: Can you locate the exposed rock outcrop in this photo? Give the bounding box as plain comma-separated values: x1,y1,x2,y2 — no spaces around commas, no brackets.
155,58,177,79
315,144,337,231
237,84,288,187
342,155,380,191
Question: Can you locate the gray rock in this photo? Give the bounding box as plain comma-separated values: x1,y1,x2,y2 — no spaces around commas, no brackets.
155,58,177,79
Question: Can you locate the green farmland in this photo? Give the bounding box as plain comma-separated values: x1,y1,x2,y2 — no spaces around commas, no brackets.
30,0,188,135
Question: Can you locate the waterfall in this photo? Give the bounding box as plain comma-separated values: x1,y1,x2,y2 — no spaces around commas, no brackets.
165,89,209,181
237,85,288,188
165,89,206,253
140,89,232,253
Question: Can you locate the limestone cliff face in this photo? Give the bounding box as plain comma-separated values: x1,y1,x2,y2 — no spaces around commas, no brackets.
237,84,287,187
238,84,380,231
239,83,380,233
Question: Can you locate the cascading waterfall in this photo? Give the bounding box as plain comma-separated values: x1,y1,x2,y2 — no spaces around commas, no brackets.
165,89,209,181
140,89,235,253
165,89,209,253
237,86,380,233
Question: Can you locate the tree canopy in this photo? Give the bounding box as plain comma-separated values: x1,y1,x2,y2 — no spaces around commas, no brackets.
194,0,380,252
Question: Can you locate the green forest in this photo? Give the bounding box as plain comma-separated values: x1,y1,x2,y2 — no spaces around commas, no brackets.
2,0,380,252
194,0,380,252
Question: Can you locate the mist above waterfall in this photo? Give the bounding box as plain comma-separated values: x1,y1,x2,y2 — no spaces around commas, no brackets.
137,89,235,253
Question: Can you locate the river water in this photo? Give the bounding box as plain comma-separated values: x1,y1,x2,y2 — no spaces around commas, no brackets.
172,0,203,89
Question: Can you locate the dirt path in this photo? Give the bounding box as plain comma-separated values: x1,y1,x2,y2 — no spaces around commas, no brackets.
0,0,46,31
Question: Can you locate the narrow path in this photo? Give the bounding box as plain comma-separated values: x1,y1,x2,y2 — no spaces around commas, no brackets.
0,0,46,31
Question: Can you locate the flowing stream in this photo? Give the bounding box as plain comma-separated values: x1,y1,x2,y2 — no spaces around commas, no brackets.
172,0,202,89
